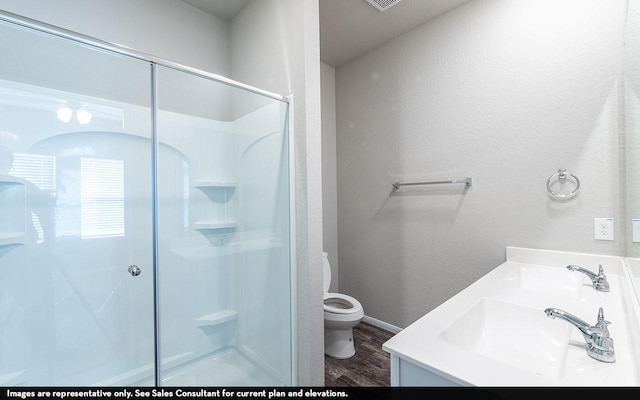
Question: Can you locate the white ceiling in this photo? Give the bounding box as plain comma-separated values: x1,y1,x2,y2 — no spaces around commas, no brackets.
320,0,471,67
181,0,471,67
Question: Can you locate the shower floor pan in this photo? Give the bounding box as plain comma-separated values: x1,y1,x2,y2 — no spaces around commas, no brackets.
137,347,282,387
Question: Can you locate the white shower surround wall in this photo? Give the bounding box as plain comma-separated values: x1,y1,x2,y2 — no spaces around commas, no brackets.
335,0,628,328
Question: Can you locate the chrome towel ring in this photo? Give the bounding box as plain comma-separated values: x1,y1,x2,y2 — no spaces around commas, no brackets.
546,168,580,200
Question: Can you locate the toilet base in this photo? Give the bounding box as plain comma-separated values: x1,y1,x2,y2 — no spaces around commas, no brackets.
324,327,355,359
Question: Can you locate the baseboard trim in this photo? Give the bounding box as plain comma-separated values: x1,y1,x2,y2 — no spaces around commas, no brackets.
362,315,402,334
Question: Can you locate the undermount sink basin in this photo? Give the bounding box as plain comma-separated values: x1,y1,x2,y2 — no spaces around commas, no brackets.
439,298,572,379
496,263,587,299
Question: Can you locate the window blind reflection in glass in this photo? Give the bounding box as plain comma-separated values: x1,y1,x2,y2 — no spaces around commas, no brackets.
80,157,124,239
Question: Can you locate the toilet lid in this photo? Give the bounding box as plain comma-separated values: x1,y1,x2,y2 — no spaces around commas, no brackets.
324,292,363,315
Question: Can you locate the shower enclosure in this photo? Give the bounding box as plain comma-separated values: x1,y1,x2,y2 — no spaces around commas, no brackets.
0,12,294,386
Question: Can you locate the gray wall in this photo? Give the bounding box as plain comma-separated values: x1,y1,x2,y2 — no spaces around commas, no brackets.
335,0,628,328
321,62,339,291
230,0,324,386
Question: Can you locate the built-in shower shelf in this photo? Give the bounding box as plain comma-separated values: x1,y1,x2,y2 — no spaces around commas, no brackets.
194,221,237,246
0,179,24,185
0,233,25,246
0,233,24,257
0,179,24,192
195,310,238,327
193,180,236,203
194,221,237,230
193,180,236,188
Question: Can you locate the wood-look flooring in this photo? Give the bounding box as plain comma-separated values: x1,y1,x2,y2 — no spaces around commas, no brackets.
324,322,396,387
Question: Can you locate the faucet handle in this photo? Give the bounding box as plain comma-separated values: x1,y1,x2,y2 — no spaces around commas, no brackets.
596,307,611,330
598,264,606,278
595,265,610,292
590,307,615,362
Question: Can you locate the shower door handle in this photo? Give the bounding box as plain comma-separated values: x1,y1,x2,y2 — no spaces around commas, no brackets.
128,265,141,277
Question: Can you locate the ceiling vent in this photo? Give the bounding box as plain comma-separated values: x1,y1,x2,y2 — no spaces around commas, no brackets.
365,0,403,12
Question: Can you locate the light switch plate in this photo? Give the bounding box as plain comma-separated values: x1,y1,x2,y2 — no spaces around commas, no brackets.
594,218,614,241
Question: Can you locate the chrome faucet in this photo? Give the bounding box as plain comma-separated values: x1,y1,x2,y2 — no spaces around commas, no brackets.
544,307,615,363
566,264,610,292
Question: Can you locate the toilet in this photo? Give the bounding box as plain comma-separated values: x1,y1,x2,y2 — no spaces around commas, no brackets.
323,251,364,359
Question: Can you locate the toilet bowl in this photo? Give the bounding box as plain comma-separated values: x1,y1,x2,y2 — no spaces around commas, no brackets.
323,252,364,359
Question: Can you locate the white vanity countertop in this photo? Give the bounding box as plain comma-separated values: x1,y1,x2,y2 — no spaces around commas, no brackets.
382,247,640,386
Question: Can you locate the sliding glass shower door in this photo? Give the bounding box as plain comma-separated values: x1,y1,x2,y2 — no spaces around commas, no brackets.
0,21,155,385
0,13,293,387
